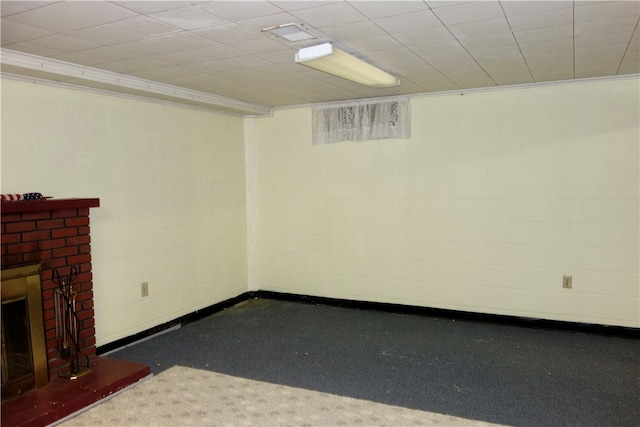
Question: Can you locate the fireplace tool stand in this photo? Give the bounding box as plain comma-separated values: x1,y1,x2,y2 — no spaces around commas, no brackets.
53,267,91,380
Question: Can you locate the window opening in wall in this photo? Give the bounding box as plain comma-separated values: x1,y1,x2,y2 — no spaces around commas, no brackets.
312,96,411,145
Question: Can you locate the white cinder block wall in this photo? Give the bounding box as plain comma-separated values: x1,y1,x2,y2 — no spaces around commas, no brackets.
248,77,639,328
1,76,638,347
1,79,248,345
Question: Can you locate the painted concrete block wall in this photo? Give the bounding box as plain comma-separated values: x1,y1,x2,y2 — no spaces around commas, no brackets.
1,79,248,345
248,77,639,327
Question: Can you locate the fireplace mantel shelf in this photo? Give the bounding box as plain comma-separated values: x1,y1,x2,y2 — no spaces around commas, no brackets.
1,198,100,214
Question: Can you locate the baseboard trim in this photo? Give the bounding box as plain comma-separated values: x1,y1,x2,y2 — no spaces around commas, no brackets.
257,291,640,338
97,291,258,355
98,290,639,354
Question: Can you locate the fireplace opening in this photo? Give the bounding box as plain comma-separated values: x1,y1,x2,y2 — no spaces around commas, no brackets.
1,265,48,400
2,299,34,381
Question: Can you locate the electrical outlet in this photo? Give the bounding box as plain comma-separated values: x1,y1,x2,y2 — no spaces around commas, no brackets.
141,281,149,297
562,275,572,289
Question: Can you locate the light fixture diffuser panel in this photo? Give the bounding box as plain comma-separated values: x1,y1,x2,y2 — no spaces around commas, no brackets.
263,23,316,42
295,43,399,88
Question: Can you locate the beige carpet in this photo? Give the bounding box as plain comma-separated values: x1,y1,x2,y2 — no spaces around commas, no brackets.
59,366,502,426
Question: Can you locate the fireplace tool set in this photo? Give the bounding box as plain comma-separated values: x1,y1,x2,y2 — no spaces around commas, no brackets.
53,266,91,379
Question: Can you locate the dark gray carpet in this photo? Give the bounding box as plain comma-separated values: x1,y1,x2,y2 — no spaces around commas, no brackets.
110,298,640,426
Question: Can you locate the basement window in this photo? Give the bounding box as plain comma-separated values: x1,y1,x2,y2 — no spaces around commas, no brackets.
311,97,411,145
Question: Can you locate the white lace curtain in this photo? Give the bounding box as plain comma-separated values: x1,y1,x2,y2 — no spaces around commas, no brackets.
312,97,412,145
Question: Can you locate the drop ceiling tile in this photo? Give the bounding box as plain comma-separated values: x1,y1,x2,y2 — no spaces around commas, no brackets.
447,70,496,89
365,47,420,67
232,37,293,55
575,31,636,49
575,45,627,61
431,1,504,25
270,1,341,12
185,60,238,74
375,10,441,34
241,69,305,87
151,49,208,66
527,59,574,80
194,23,260,43
488,72,534,86
0,19,53,45
575,1,640,23
66,26,141,46
150,5,229,30
405,73,459,92
235,12,299,31
290,2,366,27
254,49,297,65
112,1,192,14
507,8,573,32
430,59,480,73
3,41,55,57
449,18,512,39
393,61,440,76
347,1,429,19
426,2,472,10
103,15,181,38
411,40,470,61
501,1,572,17
514,24,573,44
151,31,215,49
198,1,283,21
469,45,522,61
14,34,100,56
575,64,621,79
519,39,573,55
5,7,93,32
533,71,575,83
1,1,55,16
392,27,454,47
319,21,387,41
52,47,140,67
112,39,180,56
457,33,517,50
618,44,639,74
525,50,574,68
45,1,137,25
186,44,246,61
477,57,530,75
575,16,640,36
208,68,257,82
217,55,274,70
344,35,404,52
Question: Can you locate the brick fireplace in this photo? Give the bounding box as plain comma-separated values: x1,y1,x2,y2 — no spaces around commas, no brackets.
1,198,150,426
1,198,100,382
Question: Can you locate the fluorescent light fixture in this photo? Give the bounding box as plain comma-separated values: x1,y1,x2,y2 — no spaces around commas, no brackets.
262,23,316,42
295,43,399,88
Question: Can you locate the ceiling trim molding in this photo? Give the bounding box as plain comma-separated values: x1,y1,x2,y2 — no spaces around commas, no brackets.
0,49,272,117
270,73,640,114
0,72,267,118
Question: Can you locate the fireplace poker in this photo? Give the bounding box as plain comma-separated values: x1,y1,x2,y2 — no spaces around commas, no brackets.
53,266,91,379
53,267,78,359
